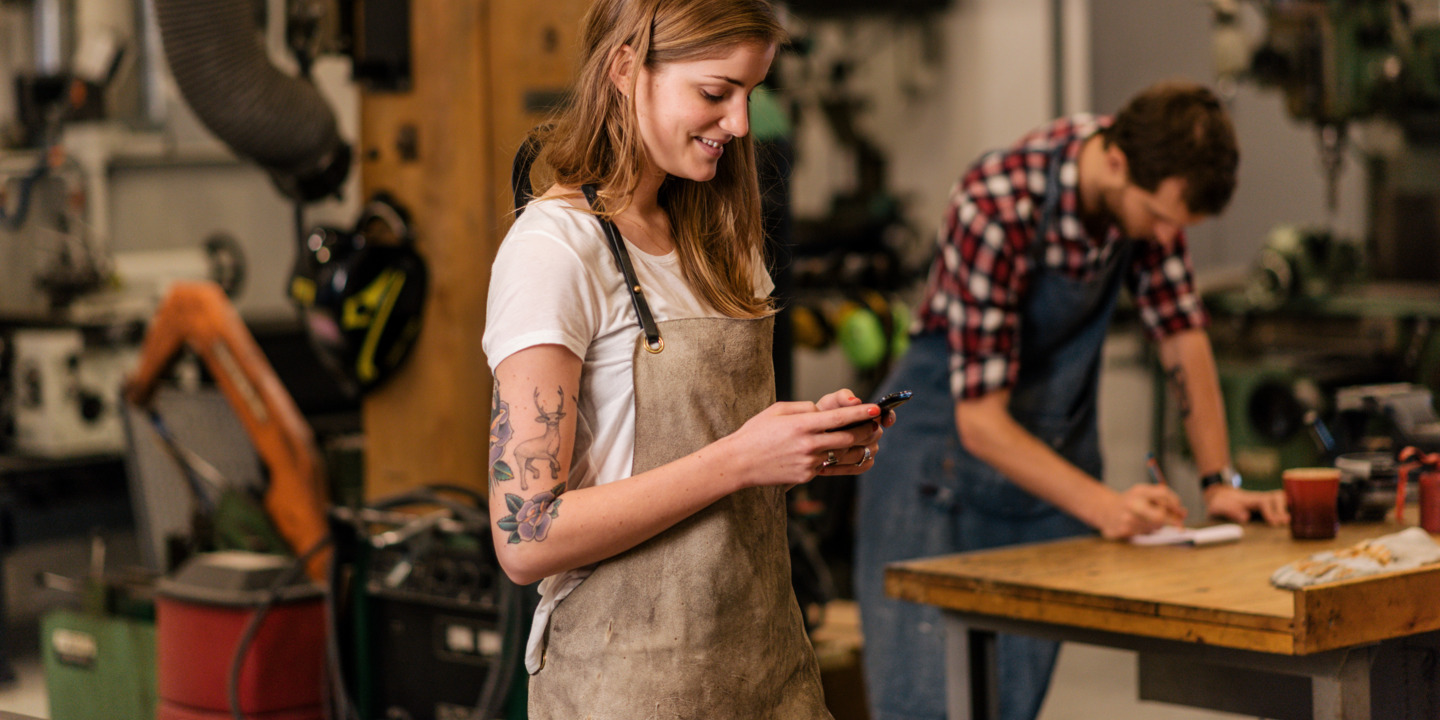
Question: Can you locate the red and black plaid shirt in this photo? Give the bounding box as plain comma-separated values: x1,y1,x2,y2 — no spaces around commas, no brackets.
916,115,1209,400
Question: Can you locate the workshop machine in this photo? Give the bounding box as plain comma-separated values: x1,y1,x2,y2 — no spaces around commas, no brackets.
39,536,159,720
1214,0,1440,275
124,280,330,580
328,489,529,720
1157,2,1440,491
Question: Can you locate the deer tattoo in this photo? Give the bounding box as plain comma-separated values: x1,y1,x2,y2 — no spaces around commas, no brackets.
512,387,566,491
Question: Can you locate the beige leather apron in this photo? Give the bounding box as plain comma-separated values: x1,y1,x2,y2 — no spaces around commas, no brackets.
528,315,832,720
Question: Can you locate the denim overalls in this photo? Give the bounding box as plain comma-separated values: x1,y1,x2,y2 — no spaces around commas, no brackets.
855,147,1135,720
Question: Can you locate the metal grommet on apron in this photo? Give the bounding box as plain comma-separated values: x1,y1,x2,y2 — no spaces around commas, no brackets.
528,186,830,720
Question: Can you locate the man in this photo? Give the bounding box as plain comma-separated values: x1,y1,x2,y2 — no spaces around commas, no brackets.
854,81,1289,720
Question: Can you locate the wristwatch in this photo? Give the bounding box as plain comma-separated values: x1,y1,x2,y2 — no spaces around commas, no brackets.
1200,466,1242,492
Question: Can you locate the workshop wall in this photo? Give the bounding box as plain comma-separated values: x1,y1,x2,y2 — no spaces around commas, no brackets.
786,0,1074,244
2,1,1390,321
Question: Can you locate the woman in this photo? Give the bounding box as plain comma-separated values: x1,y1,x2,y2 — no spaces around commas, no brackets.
482,0,889,717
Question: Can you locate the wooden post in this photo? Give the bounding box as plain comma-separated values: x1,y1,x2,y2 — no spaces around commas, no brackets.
358,0,589,500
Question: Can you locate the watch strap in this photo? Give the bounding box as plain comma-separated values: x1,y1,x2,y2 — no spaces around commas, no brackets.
1200,468,1241,491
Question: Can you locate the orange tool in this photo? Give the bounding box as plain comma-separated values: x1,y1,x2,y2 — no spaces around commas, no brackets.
125,281,330,582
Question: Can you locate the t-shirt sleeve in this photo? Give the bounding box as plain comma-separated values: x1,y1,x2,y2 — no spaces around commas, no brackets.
752,247,776,298
483,228,600,371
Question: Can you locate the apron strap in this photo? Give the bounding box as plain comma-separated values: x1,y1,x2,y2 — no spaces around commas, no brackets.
582,184,664,353
1033,139,1132,267
1031,144,1069,265
511,131,546,217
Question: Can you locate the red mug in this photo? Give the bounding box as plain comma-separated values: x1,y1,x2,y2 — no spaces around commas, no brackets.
1283,467,1340,540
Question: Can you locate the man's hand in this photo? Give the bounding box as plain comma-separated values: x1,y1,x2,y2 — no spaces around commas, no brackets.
1094,484,1187,540
1205,485,1288,525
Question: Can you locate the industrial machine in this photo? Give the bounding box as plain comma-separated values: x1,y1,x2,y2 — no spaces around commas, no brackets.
9,327,137,457
1159,2,1440,491
328,488,528,720
124,281,330,581
1214,0,1440,278
39,535,160,720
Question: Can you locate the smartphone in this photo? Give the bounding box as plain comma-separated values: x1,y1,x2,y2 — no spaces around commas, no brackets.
838,390,913,431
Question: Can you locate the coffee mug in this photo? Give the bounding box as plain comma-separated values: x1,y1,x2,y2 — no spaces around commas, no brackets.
1283,467,1340,540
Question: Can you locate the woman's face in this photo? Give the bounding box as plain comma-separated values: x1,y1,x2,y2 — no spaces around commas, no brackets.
628,41,776,183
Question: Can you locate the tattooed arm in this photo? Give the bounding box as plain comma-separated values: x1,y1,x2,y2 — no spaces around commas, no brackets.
1157,329,1228,479
488,344,881,585
1157,328,1286,525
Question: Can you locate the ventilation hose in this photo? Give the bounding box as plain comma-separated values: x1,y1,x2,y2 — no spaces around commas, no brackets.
153,0,351,201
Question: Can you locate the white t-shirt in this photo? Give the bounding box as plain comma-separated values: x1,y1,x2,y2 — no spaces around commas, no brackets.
482,196,774,673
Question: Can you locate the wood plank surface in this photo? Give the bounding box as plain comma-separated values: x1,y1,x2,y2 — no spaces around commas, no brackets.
487,0,591,236
886,521,1440,655
1294,563,1440,653
360,0,494,500
359,1,590,500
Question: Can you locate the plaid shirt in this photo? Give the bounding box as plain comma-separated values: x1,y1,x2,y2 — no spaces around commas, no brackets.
917,114,1209,400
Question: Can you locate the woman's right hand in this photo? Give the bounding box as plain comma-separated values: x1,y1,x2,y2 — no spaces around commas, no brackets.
719,400,881,488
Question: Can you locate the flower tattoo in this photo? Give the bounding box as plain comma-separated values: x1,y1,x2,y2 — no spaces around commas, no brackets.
490,382,514,486
497,483,565,544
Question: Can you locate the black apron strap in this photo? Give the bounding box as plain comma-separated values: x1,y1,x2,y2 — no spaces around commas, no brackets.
511,132,545,216
1032,144,1069,265
581,184,664,353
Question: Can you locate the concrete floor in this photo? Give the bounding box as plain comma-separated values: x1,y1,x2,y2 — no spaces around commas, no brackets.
1038,645,1249,720
0,628,1253,720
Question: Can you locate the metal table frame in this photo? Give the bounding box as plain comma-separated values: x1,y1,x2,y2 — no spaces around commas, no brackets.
945,613,1440,720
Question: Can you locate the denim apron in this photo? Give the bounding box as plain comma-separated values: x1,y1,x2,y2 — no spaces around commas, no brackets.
855,148,1134,720
528,191,830,719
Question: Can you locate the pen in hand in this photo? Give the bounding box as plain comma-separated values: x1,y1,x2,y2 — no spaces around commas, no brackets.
1145,452,1186,525
1145,452,1167,487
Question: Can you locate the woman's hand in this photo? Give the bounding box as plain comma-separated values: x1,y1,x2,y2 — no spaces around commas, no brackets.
719,397,881,488
813,388,885,474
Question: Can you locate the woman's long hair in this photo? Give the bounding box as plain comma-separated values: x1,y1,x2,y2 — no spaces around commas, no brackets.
528,0,786,319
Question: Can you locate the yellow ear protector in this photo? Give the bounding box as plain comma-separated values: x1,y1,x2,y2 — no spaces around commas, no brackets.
288,192,428,395
790,303,834,351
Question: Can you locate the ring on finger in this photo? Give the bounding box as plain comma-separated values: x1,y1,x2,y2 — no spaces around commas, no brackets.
821,450,839,469
851,446,873,467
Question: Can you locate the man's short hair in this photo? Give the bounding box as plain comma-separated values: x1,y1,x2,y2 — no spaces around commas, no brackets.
1104,81,1239,216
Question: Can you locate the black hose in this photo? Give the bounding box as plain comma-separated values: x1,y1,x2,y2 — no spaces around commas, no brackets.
228,536,332,720
152,0,350,201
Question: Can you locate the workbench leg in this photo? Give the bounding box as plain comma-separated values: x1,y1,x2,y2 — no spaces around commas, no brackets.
944,614,998,720
0,547,13,684
1312,647,1373,720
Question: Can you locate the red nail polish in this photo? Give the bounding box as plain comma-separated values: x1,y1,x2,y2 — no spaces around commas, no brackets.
868,405,881,417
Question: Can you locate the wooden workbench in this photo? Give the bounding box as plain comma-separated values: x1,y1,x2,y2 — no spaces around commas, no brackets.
886,521,1440,720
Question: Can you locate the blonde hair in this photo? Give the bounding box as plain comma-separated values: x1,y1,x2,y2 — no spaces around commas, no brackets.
528,0,786,319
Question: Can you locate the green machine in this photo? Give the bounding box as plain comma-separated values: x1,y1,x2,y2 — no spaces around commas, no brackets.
1221,0,1440,212
40,561,159,720
1178,224,1440,489
1220,359,1323,490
